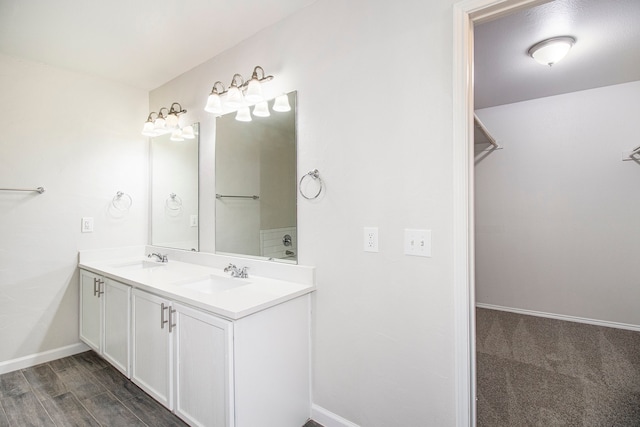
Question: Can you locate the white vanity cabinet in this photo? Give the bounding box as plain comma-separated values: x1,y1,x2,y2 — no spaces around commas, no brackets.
131,289,232,427
131,290,174,408
78,256,313,427
79,269,131,376
173,302,232,427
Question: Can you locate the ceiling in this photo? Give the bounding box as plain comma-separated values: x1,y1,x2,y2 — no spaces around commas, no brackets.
0,0,316,90
474,0,640,109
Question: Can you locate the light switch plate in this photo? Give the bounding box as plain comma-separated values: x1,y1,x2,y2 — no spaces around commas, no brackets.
404,229,431,257
190,214,198,227
363,227,379,252
81,217,94,233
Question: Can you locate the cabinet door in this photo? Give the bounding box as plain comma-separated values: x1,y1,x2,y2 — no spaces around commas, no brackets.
131,289,172,409
173,303,233,427
103,279,131,377
79,270,102,352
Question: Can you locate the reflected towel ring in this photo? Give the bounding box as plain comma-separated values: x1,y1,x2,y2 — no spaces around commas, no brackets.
166,193,183,210
112,191,132,211
299,169,323,200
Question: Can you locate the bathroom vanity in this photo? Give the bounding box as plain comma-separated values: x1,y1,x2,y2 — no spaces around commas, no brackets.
78,247,315,427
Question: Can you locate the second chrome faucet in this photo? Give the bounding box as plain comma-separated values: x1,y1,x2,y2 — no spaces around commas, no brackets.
224,263,249,278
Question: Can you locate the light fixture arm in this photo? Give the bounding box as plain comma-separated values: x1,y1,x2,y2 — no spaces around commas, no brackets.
145,112,158,123
168,102,187,116
230,74,245,89
157,107,169,119
209,81,226,95
250,66,273,84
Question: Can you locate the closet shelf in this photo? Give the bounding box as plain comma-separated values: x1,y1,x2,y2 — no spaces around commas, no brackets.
474,113,500,149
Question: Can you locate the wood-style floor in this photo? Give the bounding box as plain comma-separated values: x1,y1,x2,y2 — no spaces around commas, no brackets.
0,350,323,427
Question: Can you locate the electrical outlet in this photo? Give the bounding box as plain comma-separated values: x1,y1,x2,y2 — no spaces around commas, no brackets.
190,214,198,227
404,229,431,257
363,227,379,252
81,217,94,233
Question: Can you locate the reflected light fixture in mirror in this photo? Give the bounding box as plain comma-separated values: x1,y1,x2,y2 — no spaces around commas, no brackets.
204,66,274,120
150,123,199,252
253,101,270,117
273,94,291,112
528,36,576,67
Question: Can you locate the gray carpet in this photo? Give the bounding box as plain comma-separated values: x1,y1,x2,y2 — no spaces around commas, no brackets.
476,307,640,426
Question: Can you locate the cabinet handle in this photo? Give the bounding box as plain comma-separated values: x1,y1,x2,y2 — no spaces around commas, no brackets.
93,278,98,296
97,279,105,297
168,307,176,333
160,303,169,329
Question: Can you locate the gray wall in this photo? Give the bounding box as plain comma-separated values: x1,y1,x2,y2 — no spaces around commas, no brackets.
475,81,640,327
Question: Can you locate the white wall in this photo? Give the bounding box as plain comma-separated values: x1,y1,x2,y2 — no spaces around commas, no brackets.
0,54,148,364
150,0,458,425
475,81,640,326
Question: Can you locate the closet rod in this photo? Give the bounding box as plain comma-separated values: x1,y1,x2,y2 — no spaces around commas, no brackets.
0,187,45,194
474,113,499,149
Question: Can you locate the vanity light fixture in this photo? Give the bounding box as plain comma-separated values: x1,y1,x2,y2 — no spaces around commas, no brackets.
528,36,576,67
204,65,277,121
141,102,188,137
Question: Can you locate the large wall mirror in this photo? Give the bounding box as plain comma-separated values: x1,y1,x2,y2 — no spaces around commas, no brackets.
215,91,297,263
150,123,199,251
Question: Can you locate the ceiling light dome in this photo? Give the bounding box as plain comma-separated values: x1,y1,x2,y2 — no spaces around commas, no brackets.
528,36,576,66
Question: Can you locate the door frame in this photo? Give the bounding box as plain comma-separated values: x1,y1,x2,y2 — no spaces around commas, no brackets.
451,0,550,425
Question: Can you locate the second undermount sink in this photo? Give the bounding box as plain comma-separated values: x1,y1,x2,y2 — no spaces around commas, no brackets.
111,260,167,270
176,274,250,294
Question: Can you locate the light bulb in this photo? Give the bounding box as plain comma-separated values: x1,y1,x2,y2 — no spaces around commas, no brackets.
205,92,223,114
245,78,263,103
166,113,179,128
235,107,252,122
154,116,166,130
252,101,270,117
226,86,244,109
273,94,291,112
142,121,156,136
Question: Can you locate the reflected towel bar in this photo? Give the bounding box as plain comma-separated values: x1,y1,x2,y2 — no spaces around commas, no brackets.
0,187,45,194
216,194,259,200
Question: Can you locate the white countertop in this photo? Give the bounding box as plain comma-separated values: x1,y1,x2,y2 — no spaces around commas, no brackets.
79,256,315,320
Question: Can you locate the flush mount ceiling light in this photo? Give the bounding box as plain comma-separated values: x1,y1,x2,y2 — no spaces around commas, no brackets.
528,36,576,67
204,66,279,121
141,102,188,137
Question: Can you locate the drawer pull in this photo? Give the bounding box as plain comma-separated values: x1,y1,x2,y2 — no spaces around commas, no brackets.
160,303,169,329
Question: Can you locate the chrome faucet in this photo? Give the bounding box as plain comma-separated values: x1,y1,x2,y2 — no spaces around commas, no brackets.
224,263,249,278
148,253,168,263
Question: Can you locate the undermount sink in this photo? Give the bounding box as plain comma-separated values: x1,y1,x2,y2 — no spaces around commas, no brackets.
176,274,250,294
111,260,167,270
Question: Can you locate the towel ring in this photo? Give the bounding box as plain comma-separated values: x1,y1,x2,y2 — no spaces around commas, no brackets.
166,193,183,210
112,191,132,211
299,169,323,200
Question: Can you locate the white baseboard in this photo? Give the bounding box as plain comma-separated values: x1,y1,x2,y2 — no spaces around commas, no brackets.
311,404,360,427
476,303,640,332
0,342,90,375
